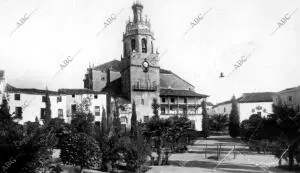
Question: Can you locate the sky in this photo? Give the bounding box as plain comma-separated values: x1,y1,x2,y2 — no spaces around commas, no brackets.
0,0,299,104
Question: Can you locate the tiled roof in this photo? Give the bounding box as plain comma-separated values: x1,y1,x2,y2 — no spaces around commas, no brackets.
58,88,103,95
213,100,232,108
92,60,195,90
279,86,300,93
238,92,275,103
6,84,59,95
93,60,121,72
160,88,208,98
159,68,172,74
213,97,243,108
206,102,214,106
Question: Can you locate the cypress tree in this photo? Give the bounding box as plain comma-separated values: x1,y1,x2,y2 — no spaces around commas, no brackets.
101,106,107,134
44,89,51,124
131,100,137,138
151,98,160,119
201,100,210,138
229,95,240,138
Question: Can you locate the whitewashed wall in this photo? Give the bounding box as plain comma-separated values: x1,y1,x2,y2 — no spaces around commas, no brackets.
7,93,64,124
6,92,106,124
212,103,232,115
239,102,273,121
276,89,300,109
65,94,106,123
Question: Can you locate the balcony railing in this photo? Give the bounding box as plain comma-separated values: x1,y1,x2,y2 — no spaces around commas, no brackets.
132,84,157,92
160,112,202,116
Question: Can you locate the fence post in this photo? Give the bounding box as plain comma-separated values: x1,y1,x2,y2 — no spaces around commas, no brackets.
219,143,222,160
205,143,207,159
234,145,236,159
217,144,219,160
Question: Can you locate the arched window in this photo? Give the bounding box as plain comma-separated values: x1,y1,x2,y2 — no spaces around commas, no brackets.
142,38,147,53
131,39,136,52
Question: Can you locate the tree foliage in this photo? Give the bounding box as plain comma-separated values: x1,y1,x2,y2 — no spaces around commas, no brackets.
271,101,300,169
71,111,95,135
101,106,107,134
44,89,52,124
60,132,101,170
0,96,57,173
201,100,210,138
143,115,192,165
131,100,137,138
209,114,228,132
151,98,160,119
229,95,240,138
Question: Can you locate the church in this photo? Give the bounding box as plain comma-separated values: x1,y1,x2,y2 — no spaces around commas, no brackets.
83,2,208,131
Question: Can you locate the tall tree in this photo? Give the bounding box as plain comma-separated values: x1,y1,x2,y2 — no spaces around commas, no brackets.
209,114,228,132
101,106,107,134
0,96,57,173
0,96,11,121
271,99,300,170
229,95,240,138
201,100,210,138
112,97,121,136
44,89,51,124
151,98,160,119
131,101,137,138
60,132,101,171
144,117,172,165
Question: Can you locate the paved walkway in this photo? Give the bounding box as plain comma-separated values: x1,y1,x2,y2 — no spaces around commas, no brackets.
147,135,289,173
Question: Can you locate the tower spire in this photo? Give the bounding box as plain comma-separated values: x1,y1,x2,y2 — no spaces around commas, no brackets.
132,0,144,23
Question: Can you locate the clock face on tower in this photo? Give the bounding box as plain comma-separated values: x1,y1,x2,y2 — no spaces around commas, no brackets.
142,60,149,72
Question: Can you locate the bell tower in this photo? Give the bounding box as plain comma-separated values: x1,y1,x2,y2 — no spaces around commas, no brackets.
121,1,160,120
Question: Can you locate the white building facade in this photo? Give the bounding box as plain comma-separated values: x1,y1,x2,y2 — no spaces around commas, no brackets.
212,92,275,121
3,84,106,124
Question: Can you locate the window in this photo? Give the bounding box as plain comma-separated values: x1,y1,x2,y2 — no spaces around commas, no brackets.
101,77,105,81
170,106,173,111
120,116,127,123
184,98,187,103
94,94,98,99
288,96,293,102
15,107,22,118
58,109,63,118
71,104,76,114
161,108,165,114
224,107,226,113
40,108,46,119
72,94,75,98
142,38,147,53
95,106,100,116
171,98,175,103
183,108,187,115
141,98,144,105
42,96,46,102
57,96,62,103
131,39,136,52
14,94,20,100
144,116,149,122
162,98,166,103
